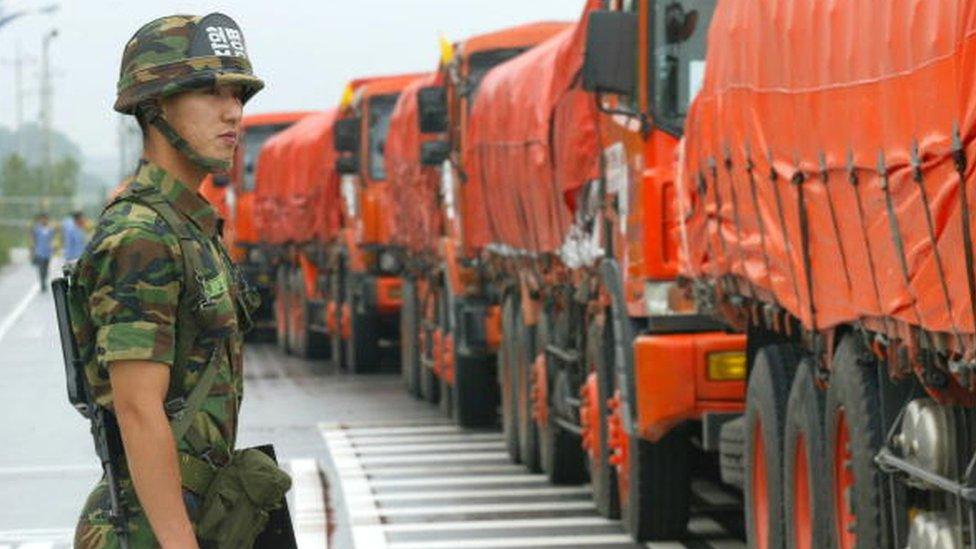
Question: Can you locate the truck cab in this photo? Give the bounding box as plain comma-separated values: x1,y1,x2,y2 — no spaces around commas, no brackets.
333,74,425,372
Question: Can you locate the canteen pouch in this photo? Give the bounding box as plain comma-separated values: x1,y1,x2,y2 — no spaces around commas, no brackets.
195,448,292,548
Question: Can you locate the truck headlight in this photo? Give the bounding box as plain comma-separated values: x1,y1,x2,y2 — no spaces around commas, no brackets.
378,250,402,275
644,281,697,316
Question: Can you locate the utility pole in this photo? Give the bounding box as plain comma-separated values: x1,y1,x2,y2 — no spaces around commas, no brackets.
40,28,57,189
0,43,34,155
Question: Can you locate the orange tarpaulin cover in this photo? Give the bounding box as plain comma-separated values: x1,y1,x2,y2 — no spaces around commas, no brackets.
679,0,976,339
254,110,341,245
464,3,600,255
386,73,443,254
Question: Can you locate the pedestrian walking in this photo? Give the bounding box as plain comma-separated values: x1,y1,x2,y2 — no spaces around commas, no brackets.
65,13,291,548
29,212,54,292
62,211,88,263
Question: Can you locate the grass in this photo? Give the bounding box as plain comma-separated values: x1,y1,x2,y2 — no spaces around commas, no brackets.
0,227,24,268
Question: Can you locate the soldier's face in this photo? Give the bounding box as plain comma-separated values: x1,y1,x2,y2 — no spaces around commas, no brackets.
161,84,243,165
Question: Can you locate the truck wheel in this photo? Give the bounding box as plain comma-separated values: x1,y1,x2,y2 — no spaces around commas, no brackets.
500,294,520,463
452,300,497,427
825,335,885,549
613,398,692,541
274,265,290,355
541,366,587,484
419,290,439,404
345,278,380,373
400,278,420,397
785,358,830,549
745,344,799,549
582,319,620,519
291,267,329,360
287,267,305,355
328,270,344,371
516,305,541,472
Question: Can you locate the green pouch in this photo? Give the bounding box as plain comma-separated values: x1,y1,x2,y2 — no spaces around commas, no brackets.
195,448,292,549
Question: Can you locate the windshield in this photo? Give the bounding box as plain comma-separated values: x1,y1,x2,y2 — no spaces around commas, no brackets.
367,94,398,181
651,0,715,134
465,48,526,102
242,123,290,192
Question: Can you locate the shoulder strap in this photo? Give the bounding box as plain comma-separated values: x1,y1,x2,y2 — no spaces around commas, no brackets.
170,346,224,442
110,189,227,443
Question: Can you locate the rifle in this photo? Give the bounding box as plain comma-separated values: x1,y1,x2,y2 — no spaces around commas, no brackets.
52,269,130,549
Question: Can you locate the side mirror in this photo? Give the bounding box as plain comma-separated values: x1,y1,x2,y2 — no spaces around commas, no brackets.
336,155,360,175
420,140,450,167
582,10,638,95
212,173,230,188
417,86,448,134
334,117,362,153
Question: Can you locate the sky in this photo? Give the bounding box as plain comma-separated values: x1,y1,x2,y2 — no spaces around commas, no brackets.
0,0,583,165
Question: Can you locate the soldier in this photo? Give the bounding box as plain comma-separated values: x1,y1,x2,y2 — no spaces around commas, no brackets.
72,13,267,548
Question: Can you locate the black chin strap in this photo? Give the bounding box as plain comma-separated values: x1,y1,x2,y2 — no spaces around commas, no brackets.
138,102,231,173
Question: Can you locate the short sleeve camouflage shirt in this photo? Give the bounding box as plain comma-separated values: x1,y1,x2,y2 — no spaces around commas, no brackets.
73,160,246,548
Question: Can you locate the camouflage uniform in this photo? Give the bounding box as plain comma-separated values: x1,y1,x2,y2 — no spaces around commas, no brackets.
70,13,264,547
73,160,248,548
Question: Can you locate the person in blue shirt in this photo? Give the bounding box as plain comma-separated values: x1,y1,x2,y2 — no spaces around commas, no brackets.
62,211,88,263
29,212,55,292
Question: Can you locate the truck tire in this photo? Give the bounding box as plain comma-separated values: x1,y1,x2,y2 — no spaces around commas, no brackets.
274,265,290,355
785,358,830,549
535,308,585,483
452,298,497,428
744,344,799,549
287,267,303,355
719,416,746,488
400,278,420,397
439,368,454,418
618,426,692,541
583,318,620,519
345,276,381,373
419,288,439,404
291,267,329,360
515,305,541,472
328,270,344,372
500,294,520,463
825,335,886,549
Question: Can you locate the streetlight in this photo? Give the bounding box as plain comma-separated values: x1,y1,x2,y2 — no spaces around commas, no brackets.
40,27,57,188
0,3,59,32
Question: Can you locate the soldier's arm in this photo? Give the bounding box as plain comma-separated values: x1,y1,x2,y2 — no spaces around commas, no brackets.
84,212,193,546
109,359,198,549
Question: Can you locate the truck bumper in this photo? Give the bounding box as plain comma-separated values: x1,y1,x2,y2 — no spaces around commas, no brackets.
632,331,746,443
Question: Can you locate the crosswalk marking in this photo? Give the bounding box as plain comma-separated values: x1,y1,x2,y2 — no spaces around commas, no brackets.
289,458,328,549
331,440,506,455
387,533,636,549
322,422,745,549
356,485,591,503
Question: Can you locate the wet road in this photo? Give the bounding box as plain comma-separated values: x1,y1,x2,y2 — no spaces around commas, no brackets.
0,253,744,548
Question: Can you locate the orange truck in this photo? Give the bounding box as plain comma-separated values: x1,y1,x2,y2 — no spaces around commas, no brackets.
252,111,345,360
388,22,571,424
676,1,976,548
331,74,427,372
200,111,312,336
394,1,745,543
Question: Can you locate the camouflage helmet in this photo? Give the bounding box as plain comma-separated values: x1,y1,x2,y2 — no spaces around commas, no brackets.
114,13,264,114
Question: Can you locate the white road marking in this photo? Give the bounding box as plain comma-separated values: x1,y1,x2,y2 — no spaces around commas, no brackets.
331,441,506,456
340,464,525,477
322,428,387,549
289,459,328,549
380,515,616,533
0,283,38,343
369,474,549,488
339,424,458,436
18,543,56,549
692,479,740,507
358,451,510,465
356,485,591,503
351,433,503,446
0,464,99,477
356,500,596,519
387,534,634,549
